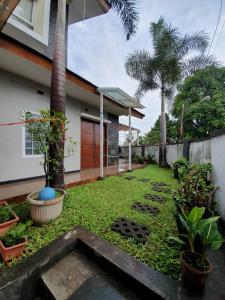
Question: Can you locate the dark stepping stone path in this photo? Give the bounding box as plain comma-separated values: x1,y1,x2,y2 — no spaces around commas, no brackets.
152,186,171,194
138,178,150,183
151,182,169,187
132,202,159,215
124,176,136,180
144,193,166,203
111,218,150,243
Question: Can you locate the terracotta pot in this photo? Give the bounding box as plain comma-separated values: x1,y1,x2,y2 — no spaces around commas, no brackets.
181,250,212,286
0,202,19,236
26,189,66,224
0,238,28,263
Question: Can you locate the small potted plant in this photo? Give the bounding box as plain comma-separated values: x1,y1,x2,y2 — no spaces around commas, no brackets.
0,202,19,236
0,221,31,263
25,110,75,224
170,207,224,286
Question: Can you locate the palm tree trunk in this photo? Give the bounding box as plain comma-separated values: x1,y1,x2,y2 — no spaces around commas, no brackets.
49,0,66,188
159,86,167,167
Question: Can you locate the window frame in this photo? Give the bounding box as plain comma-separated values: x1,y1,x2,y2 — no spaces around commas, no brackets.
8,0,51,46
13,0,35,29
22,111,43,158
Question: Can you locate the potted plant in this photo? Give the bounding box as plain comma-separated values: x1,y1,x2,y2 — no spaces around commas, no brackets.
25,110,75,224
170,207,224,286
0,202,19,235
0,221,31,263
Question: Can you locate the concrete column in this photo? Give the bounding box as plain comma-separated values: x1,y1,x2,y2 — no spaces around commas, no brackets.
128,107,132,171
100,93,104,178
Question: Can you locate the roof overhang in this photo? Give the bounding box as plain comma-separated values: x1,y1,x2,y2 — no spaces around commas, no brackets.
68,0,110,25
118,123,140,132
98,87,144,109
0,35,145,119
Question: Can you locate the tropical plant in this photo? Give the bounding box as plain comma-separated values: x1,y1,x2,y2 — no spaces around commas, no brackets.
50,0,139,188
172,67,225,139
170,207,224,260
174,163,217,214
25,110,75,187
1,221,32,247
125,17,213,167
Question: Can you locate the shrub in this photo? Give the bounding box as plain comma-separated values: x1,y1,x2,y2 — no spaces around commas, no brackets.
174,162,217,214
1,221,32,247
0,205,13,223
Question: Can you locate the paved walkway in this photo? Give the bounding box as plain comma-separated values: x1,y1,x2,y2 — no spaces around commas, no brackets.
0,162,143,202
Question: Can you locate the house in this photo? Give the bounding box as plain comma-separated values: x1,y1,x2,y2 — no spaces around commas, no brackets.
0,0,144,185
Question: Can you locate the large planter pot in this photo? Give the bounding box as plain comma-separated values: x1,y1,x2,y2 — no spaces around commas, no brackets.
0,202,19,236
0,238,28,263
27,189,66,224
181,250,212,286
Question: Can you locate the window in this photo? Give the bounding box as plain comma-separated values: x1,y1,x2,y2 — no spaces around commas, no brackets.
13,0,34,29
24,112,41,156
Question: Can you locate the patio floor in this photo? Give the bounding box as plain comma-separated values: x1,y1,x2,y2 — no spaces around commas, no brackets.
0,160,143,202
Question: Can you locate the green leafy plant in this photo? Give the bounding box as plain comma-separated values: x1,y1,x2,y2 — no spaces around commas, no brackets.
174,163,217,214
131,153,144,164
170,207,224,269
24,110,76,187
1,221,32,247
0,205,13,223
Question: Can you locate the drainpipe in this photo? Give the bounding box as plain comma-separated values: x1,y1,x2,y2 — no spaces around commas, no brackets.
128,107,132,171
100,92,104,178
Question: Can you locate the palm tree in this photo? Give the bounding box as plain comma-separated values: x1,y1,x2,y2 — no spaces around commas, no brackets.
50,0,139,187
125,17,211,167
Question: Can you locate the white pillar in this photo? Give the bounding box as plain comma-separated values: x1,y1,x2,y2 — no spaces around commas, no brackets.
128,107,132,171
137,131,140,146
100,93,104,178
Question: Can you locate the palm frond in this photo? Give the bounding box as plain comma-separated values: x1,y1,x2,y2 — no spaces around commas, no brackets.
182,55,219,78
135,79,158,100
109,0,139,40
125,50,152,81
177,32,209,58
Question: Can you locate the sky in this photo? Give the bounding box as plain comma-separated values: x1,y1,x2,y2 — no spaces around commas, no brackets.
68,0,225,139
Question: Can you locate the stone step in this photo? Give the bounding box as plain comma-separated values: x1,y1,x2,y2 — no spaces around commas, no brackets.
41,252,92,300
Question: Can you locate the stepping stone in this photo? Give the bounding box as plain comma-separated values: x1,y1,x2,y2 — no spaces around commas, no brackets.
132,202,159,215
151,182,169,187
111,218,150,243
138,178,150,183
124,176,136,180
152,186,171,194
144,194,166,203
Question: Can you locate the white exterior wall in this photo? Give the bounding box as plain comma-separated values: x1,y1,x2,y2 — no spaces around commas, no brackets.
166,144,183,167
210,135,225,219
0,69,81,182
131,137,225,220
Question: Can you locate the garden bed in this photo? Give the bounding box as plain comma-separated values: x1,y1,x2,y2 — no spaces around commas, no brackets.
2,165,180,279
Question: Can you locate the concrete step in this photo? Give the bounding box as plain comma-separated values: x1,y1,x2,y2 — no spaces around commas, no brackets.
41,251,139,300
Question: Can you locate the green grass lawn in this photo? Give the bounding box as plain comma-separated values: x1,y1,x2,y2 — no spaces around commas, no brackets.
11,165,180,279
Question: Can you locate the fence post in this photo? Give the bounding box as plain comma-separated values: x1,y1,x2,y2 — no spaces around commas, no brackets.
183,139,190,160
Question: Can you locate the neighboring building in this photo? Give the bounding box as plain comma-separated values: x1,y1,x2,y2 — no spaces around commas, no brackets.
0,0,144,183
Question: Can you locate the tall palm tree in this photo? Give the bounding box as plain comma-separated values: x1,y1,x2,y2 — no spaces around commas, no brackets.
50,0,139,187
125,17,211,167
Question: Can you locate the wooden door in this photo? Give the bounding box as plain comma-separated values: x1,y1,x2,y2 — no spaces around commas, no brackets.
81,120,106,169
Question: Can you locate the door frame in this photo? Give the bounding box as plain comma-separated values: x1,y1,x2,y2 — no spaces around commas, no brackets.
80,117,108,170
